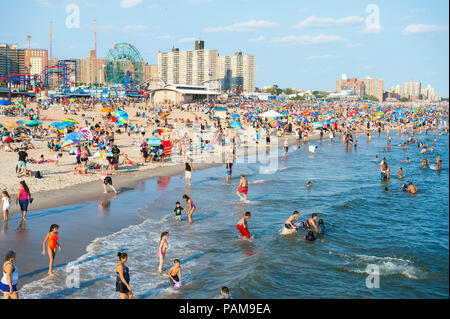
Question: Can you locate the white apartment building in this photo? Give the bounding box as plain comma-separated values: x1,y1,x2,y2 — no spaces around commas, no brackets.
157,41,255,93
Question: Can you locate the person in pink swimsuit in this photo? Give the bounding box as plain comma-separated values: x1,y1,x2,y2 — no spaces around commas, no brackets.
158,232,169,274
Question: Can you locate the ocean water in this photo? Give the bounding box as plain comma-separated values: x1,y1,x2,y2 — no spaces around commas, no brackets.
19,131,449,298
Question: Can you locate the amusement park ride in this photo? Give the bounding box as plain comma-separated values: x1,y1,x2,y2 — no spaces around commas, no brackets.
0,42,151,98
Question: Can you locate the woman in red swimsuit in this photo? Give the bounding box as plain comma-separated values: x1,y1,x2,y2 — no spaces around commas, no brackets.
42,224,61,275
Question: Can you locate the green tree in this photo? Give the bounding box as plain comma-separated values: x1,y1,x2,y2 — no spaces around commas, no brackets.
283,88,295,95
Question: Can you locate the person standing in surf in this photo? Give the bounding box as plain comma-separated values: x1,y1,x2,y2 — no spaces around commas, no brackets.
41,224,61,275
185,158,193,186
236,212,251,239
115,252,133,299
236,174,248,201
158,232,169,274
182,195,196,224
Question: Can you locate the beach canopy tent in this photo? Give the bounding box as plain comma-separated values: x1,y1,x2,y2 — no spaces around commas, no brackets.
259,110,284,118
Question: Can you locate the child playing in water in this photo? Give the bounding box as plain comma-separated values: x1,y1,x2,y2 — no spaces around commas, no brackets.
236,212,251,239
317,219,326,234
298,213,319,232
168,259,182,288
284,211,299,230
2,191,10,222
174,202,183,221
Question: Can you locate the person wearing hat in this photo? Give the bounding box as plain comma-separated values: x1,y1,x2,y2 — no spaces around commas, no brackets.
0,251,19,299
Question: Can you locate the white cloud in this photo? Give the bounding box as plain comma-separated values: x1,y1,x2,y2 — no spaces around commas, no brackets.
308,54,337,60
179,37,197,43
205,20,279,32
402,24,448,34
248,35,265,43
272,34,347,45
120,0,142,9
294,16,364,28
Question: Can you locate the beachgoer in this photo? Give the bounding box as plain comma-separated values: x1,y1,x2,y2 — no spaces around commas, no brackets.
2,191,10,222
103,176,118,194
299,213,319,232
174,202,182,222
0,251,19,299
41,224,61,275
182,195,196,224
16,181,31,221
221,286,231,299
304,230,316,241
306,181,312,188
158,232,169,274
236,174,248,201
185,159,193,186
407,182,418,194
317,219,326,234
116,252,132,299
168,259,182,288
285,211,299,230
236,212,251,239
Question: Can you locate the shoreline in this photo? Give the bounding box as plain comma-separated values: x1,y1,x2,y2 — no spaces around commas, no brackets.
5,132,315,220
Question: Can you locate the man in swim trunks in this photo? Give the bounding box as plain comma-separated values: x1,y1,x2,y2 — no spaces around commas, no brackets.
236,174,248,201
285,211,299,230
236,212,251,239
299,213,319,232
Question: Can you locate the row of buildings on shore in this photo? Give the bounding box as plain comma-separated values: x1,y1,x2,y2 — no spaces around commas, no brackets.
0,40,256,93
334,74,441,102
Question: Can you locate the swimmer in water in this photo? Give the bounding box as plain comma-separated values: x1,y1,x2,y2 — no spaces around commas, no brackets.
115,252,133,299
306,181,312,188
168,259,182,288
436,154,441,167
41,224,61,275
283,138,289,157
420,158,429,169
398,167,403,179
220,286,232,299
284,211,299,230
236,212,251,239
420,147,427,154
384,187,390,193
317,219,326,234
374,155,379,163
407,182,418,194
401,157,410,163
236,174,248,201
299,213,319,232
304,231,316,241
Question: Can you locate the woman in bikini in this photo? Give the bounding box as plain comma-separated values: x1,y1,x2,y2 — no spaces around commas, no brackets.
182,194,196,224
158,232,169,274
42,224,61,275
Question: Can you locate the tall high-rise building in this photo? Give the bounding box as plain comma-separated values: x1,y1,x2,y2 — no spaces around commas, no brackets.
362,78,383,102
0,44,25,76
158,41,256,92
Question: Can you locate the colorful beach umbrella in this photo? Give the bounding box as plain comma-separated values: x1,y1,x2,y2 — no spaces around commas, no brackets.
230,121,243,129
63,118,78,124
63,132,84,141
153,128,167,134
25,120,43,127
101,107,115,113
0,100,14,106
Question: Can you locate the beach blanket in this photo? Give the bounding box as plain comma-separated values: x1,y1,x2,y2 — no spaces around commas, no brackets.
163,140,172,158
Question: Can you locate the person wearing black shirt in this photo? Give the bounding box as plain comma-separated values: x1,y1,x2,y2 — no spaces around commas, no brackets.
17,150,28,177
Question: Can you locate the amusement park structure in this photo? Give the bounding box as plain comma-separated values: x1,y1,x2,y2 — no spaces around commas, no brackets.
104,43,144,89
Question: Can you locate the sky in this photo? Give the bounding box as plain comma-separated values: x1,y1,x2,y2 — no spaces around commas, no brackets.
1,0,449,96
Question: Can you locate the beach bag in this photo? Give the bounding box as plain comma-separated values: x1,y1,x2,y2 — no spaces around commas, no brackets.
34,171,42,179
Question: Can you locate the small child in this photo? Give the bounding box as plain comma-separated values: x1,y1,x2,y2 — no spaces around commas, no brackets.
103,176,118,194
306,181,312,188
2,191,10,222
220,286,232,299
174,202,183,221
168,259,182,288
317,219,326,234
54,153,63,166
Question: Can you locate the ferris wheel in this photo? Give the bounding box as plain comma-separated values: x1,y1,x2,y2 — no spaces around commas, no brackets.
103,43,144,88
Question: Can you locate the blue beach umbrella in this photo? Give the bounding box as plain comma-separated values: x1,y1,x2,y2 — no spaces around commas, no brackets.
230,121,243,129
0,100,14,106
231,114,240,118
25,120,43,127
64,132,84,141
